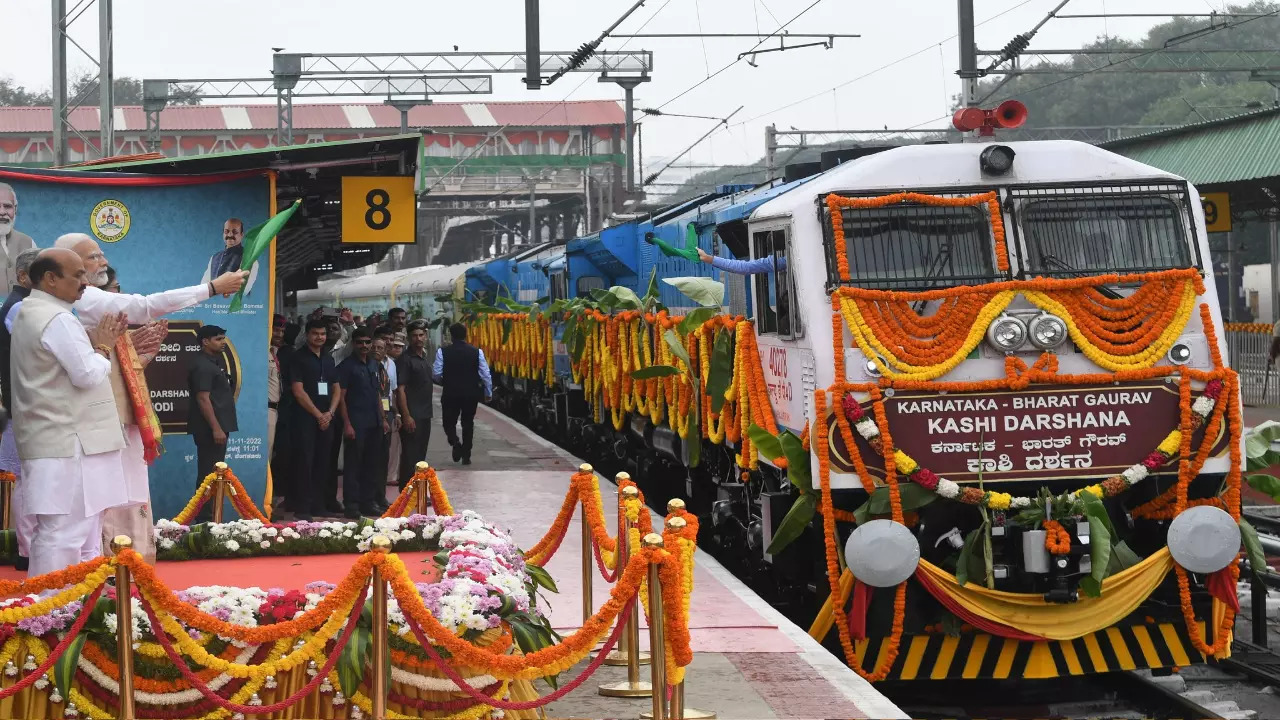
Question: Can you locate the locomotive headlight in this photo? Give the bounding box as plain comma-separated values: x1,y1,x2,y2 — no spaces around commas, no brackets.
986,314,1027,352
1168,505,1240,574
1168,343,1193,365
864,356,885,377
979,145,1016,175
1028,314,1068,350
845,520,920,588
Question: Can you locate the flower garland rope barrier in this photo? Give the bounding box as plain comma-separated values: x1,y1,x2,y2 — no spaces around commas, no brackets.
0,582,105,701
172,463,268,526
383,546,666,679
382,462,453,519
135,574,370,715
120,550,375,644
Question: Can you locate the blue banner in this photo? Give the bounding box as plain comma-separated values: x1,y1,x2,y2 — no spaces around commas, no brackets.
1,173,271,519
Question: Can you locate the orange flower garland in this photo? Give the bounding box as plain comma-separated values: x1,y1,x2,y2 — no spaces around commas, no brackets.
827,191,1009,276
121,549,375,645
1043,520,1070,555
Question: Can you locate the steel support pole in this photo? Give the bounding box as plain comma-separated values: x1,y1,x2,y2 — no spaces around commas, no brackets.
957,0,978,107
1227,231,1238,323
764,124,777,178
525,0,541,89
531,178,539,244
98,0,114,159
52,0,68,166
1270,218,1279,325
601,75,649,194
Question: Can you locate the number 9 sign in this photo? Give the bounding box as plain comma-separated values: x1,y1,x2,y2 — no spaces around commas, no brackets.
341,176,416,244
1201,192,1232,234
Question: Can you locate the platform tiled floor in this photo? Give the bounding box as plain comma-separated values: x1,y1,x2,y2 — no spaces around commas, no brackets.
424,402,906,720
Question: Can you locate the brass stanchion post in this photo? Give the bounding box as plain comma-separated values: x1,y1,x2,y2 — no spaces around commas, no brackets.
599,485,652,697
1,477,12,532
212,462,228,524
603,482,649,667
580,464,594,628
370,535,392,719
645,533,667,720
645,515,715,720
415,461,430,516
111,535,136,720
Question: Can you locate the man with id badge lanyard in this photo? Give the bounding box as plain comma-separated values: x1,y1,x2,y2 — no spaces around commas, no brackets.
289,318,341,521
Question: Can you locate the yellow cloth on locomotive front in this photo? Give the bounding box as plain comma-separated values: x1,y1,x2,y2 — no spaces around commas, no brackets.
916,548,1174,640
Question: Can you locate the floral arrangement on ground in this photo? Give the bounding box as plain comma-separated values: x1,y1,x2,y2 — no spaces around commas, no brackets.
0,510,561,718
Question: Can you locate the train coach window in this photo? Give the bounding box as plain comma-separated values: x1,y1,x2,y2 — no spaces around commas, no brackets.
752,229,798,338
576,276,605,298
1016,193,1194,277
824,200,1004,290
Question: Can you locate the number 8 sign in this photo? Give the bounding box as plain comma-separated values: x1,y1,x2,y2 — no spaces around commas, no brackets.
340,176,416,244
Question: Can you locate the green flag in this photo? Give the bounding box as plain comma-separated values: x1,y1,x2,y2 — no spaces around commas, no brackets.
644,222,701,263
228,199,301,312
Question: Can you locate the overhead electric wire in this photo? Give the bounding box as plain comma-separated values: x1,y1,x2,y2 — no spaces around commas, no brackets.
544,0,651,86
736,0,1038,125
654,0,826,111
644,106,744,185
423,0,675,194
1005,6,1280,100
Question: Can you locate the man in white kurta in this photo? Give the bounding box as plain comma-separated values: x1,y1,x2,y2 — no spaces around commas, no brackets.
56,233,248,557
12,248,129,577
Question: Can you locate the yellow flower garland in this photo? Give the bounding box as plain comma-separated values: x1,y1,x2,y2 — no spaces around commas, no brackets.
1024,281,1196,372
0,562,112,623
142,585,356,680
840,291,1016,381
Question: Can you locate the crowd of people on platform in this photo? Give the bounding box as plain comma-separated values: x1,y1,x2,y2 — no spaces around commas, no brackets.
269,306,492,522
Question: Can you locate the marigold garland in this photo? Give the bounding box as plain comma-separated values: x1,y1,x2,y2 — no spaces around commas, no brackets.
826,191,1010,276
1043,520,1071,555
172,467,269,525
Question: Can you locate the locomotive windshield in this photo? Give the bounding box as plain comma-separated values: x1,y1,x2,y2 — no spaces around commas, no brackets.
827,202,1005,290
1017,193,1194,276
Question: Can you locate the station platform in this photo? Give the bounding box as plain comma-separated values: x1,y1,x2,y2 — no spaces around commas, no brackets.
0,399,906,719
433,403,907,720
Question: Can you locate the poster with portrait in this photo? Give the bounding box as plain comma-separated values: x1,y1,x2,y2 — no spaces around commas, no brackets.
0,169,271,519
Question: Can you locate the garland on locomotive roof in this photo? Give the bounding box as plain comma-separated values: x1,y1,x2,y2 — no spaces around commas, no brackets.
825,191,1010,275
834,268,1204,381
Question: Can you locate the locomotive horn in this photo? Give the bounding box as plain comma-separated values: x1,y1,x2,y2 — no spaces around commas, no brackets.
951,106,987,132
993,100,1028,129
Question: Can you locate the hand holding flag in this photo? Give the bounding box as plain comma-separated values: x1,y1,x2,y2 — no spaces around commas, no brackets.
229,199,302,312
643,222,702,263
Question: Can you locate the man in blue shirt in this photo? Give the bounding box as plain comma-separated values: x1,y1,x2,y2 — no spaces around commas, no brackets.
337,327,388,518
432,323,492,466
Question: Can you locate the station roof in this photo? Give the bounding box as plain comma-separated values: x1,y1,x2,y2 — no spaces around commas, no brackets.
77,135,423,287
0,100,625,134
1101,107,1280,217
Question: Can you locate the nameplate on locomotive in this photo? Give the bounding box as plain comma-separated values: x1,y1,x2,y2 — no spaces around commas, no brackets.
826,382,1226,483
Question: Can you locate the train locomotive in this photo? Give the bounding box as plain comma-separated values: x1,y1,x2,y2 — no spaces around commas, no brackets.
317,126,1247,682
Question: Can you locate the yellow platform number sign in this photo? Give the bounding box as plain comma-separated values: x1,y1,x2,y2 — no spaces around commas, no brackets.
1201,192,1232,234
341,176,416,244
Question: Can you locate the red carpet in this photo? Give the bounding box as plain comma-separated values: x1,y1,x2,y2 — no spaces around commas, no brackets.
0,552,437,592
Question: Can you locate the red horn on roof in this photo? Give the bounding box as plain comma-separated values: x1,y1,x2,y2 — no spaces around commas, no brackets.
993,100,1028,129
952,101,1030,136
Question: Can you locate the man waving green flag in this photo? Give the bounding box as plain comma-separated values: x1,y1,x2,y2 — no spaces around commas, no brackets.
229,199,302,312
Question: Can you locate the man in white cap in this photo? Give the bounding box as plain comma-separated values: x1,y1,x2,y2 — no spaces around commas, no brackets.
55,233,247,559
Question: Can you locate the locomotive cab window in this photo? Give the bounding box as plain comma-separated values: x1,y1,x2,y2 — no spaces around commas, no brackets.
751,228,797,338
549,270,567,302
823,196,1004,289
1014,187,1196,277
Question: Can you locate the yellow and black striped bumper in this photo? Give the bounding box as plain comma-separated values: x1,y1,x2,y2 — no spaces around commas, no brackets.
856,622,1221,680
